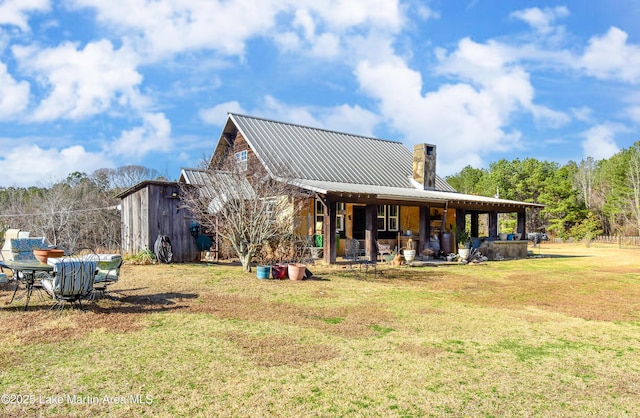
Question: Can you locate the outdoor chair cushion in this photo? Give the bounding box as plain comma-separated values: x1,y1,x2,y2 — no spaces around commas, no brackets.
42,258,96,299
94,254,122,283
5,237,49,261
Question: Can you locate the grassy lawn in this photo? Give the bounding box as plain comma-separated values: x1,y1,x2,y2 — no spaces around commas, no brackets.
1,242,640,417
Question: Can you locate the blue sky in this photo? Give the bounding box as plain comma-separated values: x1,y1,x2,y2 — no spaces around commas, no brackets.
1,0,639,187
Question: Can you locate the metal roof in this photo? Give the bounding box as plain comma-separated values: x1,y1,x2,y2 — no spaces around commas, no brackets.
201,114,542,209
216,113,456,192
289,179,544,209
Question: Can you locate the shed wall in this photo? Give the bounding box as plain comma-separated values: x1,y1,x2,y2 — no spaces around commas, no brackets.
121,183,200,262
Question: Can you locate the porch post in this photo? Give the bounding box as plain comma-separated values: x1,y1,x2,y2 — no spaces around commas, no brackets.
517,210,527,240
365,204,378,261
470,212,479,238
323,199,337,264
419,206,429,253
488,211,498,239
455,208,466,250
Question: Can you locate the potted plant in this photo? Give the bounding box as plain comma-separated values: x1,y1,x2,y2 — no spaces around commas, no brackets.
255,244,272,280
262,237,288,279
403,238,416,264
287,235,310,280
454,226,471,261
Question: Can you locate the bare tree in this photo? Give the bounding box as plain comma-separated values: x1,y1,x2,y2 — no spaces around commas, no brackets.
179,164,309,273
575,157,597,210
93,165,163,192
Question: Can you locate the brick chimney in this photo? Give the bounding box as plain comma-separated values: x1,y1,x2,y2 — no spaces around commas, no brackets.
413,144,436,190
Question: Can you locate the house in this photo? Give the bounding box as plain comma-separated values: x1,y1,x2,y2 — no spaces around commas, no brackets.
176,113,543,263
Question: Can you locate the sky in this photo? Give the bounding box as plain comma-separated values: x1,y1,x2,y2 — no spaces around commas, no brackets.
1,0,639,188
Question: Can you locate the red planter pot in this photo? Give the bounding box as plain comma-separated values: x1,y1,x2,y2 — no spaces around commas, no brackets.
271,264,288,279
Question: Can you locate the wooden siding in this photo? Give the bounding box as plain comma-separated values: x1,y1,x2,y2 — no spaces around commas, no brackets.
120,183,200,262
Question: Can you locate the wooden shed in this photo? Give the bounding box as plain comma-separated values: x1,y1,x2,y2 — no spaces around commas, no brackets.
117,181,200,263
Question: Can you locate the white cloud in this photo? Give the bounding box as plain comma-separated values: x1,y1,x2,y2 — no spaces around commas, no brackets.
199,101,246,125
258,95,380,137
201,95,379,137
0,0,50,31
0,143,110,187
13,39,143,121
579,27,640,83
626,106,640,124
69,0,403,62
510,6,569,35
581,124,621,160
69,0,287,60
355,37,569,174
0,62,30,119
571,106,594,123
111,112,172,158
321,104,379,138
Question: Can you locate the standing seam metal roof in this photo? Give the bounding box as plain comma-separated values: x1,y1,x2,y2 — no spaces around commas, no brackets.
228,113,456,192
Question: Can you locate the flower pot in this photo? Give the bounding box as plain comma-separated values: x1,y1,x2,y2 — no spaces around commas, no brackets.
287,263,306,281
271,264,288,279
33,248,65,264
458,248,469,261
403,249,416,263
256,265,271,279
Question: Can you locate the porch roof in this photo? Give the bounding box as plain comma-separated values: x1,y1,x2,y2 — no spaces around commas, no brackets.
290,178,544,210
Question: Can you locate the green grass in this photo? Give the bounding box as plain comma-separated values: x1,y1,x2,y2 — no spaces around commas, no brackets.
1,242,640,416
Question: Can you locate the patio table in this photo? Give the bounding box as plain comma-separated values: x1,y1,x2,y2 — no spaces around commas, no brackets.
1,260,53,311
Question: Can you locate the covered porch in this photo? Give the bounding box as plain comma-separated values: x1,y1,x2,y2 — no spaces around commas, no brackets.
315,192,541,264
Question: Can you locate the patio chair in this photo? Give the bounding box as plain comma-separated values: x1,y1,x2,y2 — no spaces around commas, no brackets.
376,241,392,261
92,254,123,300
41,256,97,312
345,239,378,277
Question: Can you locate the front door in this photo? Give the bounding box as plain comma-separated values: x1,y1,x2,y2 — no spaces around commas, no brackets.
352,206,366,240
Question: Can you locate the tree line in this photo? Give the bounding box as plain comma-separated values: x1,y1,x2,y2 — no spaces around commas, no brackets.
0,166,163,254
2,141,639,255
445,141,640,240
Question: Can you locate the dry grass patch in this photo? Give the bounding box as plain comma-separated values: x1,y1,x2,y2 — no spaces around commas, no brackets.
1,243,640,417
188,292,396,338
222,330,339,367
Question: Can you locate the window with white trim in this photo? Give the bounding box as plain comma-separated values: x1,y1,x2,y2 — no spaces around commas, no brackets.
388,205,399,231
336,202,345,232
377,205,387,230
315,199,345,232
235,150,247,171
377,205,399,232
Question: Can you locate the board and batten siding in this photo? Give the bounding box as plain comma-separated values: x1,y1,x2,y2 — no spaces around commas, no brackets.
120,182,200,262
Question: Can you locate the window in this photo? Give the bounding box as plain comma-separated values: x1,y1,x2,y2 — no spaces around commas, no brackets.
377,205,399,232
336,202,345,232
315,199,324,232
388,205,399,231
315,199,345,233
377,206,387,231
235,150,247,171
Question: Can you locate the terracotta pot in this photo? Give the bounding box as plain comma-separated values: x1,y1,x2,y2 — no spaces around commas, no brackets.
287,263,306,281
33,249,65,264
